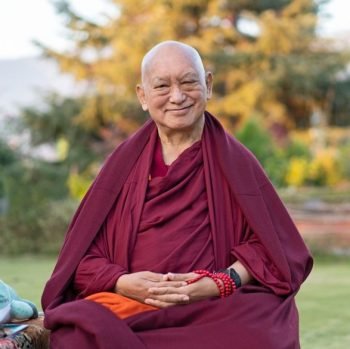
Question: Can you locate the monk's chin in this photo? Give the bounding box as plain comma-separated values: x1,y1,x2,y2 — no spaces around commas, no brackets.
158,115,204,131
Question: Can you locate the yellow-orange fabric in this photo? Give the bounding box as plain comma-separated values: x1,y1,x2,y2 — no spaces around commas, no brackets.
85,292,158,319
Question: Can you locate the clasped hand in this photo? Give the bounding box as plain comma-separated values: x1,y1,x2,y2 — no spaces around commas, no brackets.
115,271,220,308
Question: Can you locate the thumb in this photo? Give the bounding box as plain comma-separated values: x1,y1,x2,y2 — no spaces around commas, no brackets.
163,272,196,281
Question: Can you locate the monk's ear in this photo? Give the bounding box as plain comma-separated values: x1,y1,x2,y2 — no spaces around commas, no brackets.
136,84,148,111
205,71,213,100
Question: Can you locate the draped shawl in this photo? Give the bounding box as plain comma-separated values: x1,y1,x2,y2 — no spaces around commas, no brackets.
42,112,312,349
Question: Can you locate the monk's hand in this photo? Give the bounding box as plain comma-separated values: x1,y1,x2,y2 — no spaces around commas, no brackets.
145,272,220,308
115,271,187,305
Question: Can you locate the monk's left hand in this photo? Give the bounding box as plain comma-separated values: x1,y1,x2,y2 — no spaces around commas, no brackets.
145,272,220,308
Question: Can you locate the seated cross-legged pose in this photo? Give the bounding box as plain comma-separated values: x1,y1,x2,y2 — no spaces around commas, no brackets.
42,40,313,349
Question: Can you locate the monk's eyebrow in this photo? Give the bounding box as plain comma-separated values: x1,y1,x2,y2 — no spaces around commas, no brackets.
149,72,199,85
151,77,169,85
181,72,199,80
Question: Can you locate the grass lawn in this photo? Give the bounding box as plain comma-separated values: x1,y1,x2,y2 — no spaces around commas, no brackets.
0,255,55,309
297,256,350,349
0,255,349,348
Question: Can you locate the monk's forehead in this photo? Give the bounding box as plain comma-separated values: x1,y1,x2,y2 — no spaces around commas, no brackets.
142,42,205,82
145,58,202,80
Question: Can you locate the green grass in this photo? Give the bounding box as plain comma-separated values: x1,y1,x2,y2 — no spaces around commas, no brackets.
0,255,55,309
0,255,349,348
297,256,350,349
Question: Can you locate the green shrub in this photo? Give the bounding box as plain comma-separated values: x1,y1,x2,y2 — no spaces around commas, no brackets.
36,199,78,254
339,143,350,180
236,118,276,165
0,199,77,255
67,170,93,200
285,139,311,159
0,159,72,255
264,150,289,187
235,117,291,186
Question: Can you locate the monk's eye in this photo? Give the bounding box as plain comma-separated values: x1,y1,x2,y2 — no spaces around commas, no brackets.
154,84,169,89
182,80,196,84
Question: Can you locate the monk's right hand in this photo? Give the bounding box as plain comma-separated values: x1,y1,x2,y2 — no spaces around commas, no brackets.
114,271,187,305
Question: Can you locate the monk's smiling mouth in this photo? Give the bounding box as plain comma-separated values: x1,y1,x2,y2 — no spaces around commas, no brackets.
166,105,193,112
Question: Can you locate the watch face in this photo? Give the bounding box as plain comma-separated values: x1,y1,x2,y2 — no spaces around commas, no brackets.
228,268,241,288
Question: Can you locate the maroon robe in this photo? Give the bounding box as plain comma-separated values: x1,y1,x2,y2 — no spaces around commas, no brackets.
42,112,313,349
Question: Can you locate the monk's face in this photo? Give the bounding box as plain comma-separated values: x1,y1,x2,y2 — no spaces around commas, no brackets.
137,46,212,132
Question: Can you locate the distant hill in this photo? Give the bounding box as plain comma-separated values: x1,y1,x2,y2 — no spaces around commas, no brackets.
0,56,79,117
0,56,84,157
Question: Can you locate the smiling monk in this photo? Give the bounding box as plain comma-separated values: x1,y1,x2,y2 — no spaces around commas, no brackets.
42,41,313,349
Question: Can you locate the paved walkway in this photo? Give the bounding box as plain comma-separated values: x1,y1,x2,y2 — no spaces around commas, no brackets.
287,201,350,254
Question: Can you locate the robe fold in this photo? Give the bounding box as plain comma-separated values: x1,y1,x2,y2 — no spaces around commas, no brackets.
42,112,313,349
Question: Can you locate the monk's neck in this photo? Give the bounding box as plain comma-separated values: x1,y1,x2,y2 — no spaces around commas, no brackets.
157,120,204,165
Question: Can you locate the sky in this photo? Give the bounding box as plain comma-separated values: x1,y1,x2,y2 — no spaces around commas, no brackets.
0,0,349,60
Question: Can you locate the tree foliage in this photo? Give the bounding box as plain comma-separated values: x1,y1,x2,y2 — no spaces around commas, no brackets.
19,94,115,170
37,0,349,135
0,140,18,199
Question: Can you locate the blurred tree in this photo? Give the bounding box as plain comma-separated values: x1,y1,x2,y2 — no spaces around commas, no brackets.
20,94,104,171
0,140,18,213
0,139,18,167
36,0,348,135
0,97,89,254
18,94,118,199
330,79,350,127
0,158,76,254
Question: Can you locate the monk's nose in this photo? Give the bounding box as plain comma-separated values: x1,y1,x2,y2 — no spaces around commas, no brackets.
169,85,186,104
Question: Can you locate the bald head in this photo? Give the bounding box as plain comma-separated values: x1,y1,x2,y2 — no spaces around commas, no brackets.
136,40,213,130
141,41,206,84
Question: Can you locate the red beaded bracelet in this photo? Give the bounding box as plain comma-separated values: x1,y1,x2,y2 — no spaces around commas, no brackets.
186,269,237,298
214,272,236,297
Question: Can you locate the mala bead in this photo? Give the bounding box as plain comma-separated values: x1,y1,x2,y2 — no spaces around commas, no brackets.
214,272,236,297
186,270,237,298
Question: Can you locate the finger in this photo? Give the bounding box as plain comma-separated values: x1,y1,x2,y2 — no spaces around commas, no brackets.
146,281,186,291
149,293,189,303
144,299,176,308
163,272,197,282
143,272,165,282
146,294,189,305
162,273,174,281
156,281,187,288
148,286,185,295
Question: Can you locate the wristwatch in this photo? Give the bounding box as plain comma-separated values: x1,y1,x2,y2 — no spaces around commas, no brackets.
218,268,242,288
